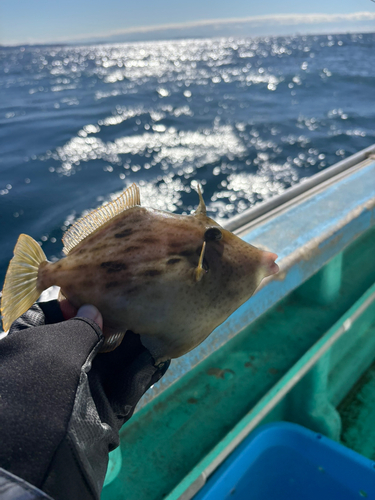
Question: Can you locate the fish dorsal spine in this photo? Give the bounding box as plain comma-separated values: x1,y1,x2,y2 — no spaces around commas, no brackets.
194,184,207,216
62,183,141,255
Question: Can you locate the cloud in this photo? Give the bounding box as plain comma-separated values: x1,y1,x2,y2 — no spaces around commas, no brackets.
100,12,375,38
4,11,375,45
60,12,373,44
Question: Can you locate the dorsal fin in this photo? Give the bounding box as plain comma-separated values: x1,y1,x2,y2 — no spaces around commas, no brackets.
62,183,141,255
194,183,207,216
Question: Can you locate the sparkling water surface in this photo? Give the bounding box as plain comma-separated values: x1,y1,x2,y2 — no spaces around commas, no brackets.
1,32,375,287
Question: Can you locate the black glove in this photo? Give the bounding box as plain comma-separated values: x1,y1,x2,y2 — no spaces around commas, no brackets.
0,300,169,500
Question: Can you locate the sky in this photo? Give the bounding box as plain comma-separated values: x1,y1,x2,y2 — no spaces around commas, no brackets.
0,0,374,45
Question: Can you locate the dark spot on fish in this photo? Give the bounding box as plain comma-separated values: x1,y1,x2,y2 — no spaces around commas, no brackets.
123,245,141,253
100,261,128,273
167,258,181,265
114,228,133,238
106,281,120,288
143,269,162,277
169,241,183,249
126,286,139,294
179,249,195,257
141,237,159,244
76,264,88,269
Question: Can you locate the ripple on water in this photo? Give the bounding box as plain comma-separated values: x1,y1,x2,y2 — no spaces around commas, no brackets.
0,33,374,285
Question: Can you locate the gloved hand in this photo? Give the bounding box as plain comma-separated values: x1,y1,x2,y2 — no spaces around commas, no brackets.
0,300,169,500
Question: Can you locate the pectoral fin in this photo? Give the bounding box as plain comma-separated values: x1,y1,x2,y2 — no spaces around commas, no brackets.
195,241,207,282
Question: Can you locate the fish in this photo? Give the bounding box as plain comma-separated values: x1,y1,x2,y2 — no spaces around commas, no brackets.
0,183,278,363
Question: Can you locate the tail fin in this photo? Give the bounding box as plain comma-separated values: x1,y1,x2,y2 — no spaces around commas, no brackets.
1,234,47,331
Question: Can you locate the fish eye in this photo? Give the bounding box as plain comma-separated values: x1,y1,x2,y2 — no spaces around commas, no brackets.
204,227,222,241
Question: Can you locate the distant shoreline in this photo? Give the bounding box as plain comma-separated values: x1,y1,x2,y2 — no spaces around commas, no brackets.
1,29,374,49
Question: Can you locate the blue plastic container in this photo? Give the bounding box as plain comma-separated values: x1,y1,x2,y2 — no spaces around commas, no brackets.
194,422,375,500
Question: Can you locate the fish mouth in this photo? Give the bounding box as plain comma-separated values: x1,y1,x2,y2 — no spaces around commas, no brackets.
269,261,279,275
262,251,279,276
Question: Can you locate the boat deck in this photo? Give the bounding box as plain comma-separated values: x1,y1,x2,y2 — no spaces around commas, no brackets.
339,358,375,461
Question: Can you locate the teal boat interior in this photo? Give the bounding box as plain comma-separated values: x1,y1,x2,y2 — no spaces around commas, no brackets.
100,145,375,500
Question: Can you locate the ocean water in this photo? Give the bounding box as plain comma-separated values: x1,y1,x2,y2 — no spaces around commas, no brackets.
1,32,374,287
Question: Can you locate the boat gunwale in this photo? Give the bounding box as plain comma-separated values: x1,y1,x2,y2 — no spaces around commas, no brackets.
223,143,375,233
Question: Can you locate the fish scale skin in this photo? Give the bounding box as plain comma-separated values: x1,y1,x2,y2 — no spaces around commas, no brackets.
38,206,275,362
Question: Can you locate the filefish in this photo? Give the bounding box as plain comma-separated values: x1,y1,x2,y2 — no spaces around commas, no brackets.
1,184,278,362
